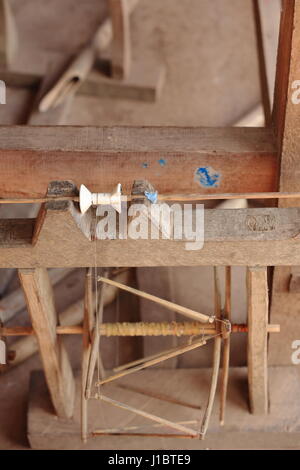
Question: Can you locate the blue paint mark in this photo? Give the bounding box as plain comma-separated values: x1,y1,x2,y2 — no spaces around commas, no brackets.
142,162,149,169
195,166,220,188
158,158,167,167
144,191,158,204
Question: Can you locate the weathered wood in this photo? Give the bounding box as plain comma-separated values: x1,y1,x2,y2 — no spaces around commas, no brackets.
0,0,18,67
28,60,74,125
247,267,269,415
253,0,281,123
109,0,131,80
0,268,71,323
1,204,300,267
0,126,277,198
270,0,300,365
18,268,75,419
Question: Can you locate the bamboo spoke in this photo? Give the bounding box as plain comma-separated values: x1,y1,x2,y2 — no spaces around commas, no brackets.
220,266,232,426
97,338,207,386
200,267,222,438
97,395,198,436
98,277,214,323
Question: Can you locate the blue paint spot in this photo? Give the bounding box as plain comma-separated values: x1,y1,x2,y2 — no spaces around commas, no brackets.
144,191,158,204
195,167,220,188
158,158,167,167
142,162,148,169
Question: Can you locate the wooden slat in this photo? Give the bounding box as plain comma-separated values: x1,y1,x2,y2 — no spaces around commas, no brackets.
1,204,300,267
109,0,131,80
18,267,75,419
247,267,268,415
0,126,277,198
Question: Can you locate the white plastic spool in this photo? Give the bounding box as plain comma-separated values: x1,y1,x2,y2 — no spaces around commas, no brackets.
79,183,122,214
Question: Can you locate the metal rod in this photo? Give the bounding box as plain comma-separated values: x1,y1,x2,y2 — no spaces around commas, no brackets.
0,322,280,337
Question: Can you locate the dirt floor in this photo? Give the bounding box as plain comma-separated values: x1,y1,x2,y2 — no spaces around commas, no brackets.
0,0,281,450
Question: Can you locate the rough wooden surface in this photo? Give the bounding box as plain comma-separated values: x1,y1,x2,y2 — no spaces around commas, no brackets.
1,203,300,267
18,268,75,419
247,267,268,415
0,126,277,198
270,0,300,365
109,0,131,80
27,367,300,450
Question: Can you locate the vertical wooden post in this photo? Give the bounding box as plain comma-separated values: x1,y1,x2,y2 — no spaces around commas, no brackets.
270,0,300,365
109,0,131,80
247,266,269,415
0,0,18,67
19,268,75,419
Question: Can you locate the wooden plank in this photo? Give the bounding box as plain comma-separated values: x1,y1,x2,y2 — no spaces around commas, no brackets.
1,204,300,267
0,126,277,198
109,0,131,80
270,1,300,365
247,267,269,415
18,268,75,419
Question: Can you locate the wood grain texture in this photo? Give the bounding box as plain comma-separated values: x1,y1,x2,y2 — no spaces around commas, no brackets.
270,0,300,365
0,0,18,67
109,0,131,80
1,203,300,267
247,267,268,415
18,267,75,419
0,126,277,198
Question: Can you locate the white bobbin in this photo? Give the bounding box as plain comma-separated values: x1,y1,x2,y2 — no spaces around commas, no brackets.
79,183,122,214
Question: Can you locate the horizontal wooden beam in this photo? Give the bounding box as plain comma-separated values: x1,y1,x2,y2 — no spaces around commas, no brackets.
0,202,300,267
0,126,277,198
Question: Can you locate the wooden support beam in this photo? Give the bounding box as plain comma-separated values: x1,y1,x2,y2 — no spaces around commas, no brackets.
270,0,300,365
1,204,300,267
109,0,131,80
0,126,277,198
18,267,75,419
247,267,269,415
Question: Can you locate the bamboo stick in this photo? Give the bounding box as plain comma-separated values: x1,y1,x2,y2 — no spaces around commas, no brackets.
98,277,214,323
2,190,300,206
97,394,198,436
92,432,197,439
200,267,222,439
96,338,207,386
220,266,231,426
81,268,93,443
85,271,108,399
93,419,197,434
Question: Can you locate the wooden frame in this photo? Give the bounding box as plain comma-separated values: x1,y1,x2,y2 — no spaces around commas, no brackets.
0,0,298,439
